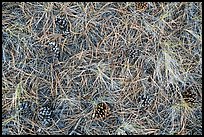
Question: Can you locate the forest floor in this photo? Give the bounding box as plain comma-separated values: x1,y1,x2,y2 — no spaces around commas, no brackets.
2,2,202,135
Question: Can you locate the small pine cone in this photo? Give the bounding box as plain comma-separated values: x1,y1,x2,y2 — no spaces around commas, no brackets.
38,106,53,127
182,88,198,107
39,106,52,118
48,41,60,59
135,2,148,11
55,16,67,30
92,102,111,120
128,47,140,64
52,44,60,58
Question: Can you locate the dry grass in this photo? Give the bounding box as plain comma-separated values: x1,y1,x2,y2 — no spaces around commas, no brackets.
2,2,202,135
